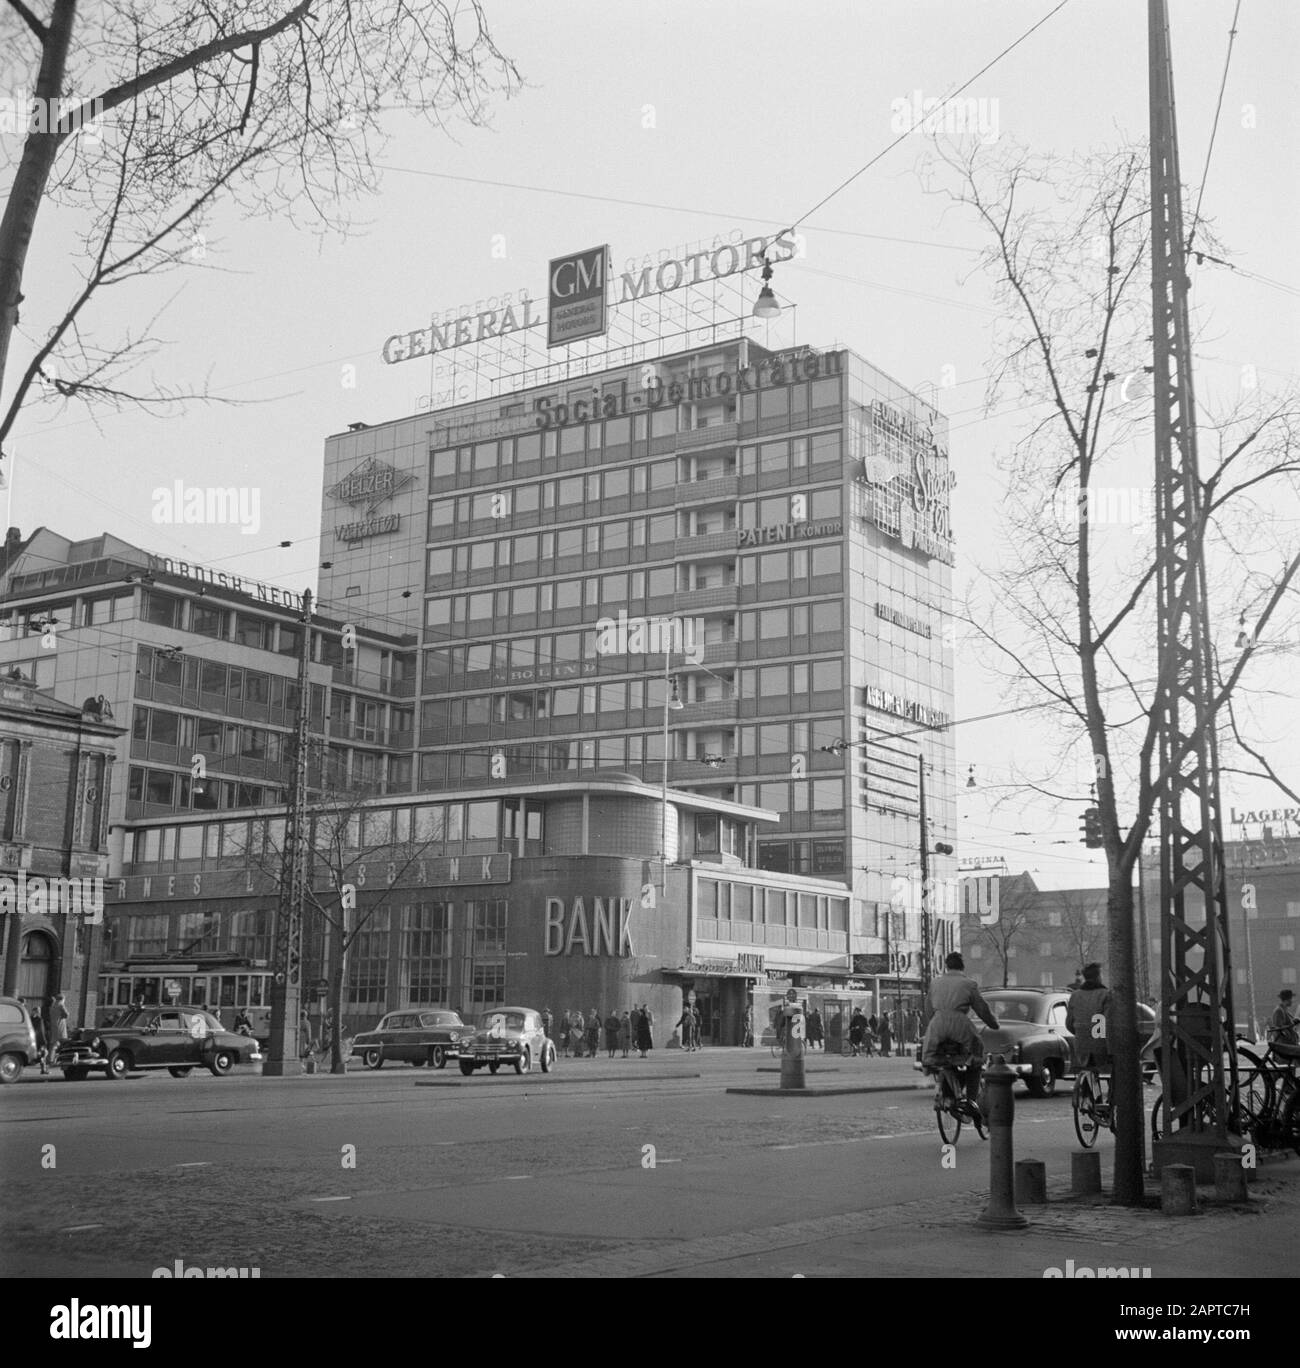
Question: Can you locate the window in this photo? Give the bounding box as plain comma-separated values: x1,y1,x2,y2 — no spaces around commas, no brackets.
127,913,170,956
234,614,269,650
1287,902,1300,918
1038,942,1053,957
470,898,508,954
1047,912,1062,927
347,907,390,1004
969,944,983,959
1281,935,1296,952
230,909,271,961
191,603,226,638
143,591,183,628
403,902,451,1005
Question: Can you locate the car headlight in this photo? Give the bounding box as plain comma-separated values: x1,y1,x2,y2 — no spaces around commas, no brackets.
90,1035,103,1052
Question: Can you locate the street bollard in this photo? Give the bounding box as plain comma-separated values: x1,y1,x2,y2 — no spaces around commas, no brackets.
1071,1150,1102,1195
1161,1164,1198,1215
976,1057,1028,1229
1213,1153,1248,1204
778,989,806,1090
1014,1159,1048,1205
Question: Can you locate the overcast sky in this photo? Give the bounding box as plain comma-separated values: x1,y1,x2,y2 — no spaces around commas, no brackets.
12,0,1299,886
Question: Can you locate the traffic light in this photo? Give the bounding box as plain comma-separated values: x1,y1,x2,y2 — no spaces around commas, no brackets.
1079,806,1103,848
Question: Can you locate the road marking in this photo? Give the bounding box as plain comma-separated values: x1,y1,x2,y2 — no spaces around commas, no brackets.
503,1175,532,1181
61,1224,104,1232
309,1196,352,1203
176,1162,211,1168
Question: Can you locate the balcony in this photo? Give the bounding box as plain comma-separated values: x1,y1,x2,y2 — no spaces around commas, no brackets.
675,530,737,557
681,698,739,723
700,641,739,668
331,665,416,698
673,585,738,612
675,475,739,505
676,421,739,451
667,757,736,782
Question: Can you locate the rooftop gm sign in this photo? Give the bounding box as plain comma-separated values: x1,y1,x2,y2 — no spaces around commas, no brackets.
548,244,608,346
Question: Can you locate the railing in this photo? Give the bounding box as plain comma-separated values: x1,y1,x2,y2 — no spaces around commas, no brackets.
672,585,738,611
674,530,737,557
676,421,740,450
674,475,739,504
331,665,417,697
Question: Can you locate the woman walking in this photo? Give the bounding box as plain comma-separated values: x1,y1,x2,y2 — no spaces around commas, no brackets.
605,1010,620,1059
636,1003,653,1057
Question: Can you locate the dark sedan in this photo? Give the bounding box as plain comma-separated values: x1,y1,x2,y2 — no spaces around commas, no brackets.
978,989,1157,1097
350,1009,472,1070
56,1007,262,1080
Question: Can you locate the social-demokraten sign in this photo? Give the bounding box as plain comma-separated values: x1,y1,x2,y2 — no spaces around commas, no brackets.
380,229,797,365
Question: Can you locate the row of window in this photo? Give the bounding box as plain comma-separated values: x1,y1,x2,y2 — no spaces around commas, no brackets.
127,765,285,813
426,491,842,586
136,644,322,720
132,704,290,763
143,590,304,654
117,908,272,960
696,879,849,930
346,901,508,1007
424,545,844,637
429,375,844,481
127,799,544,868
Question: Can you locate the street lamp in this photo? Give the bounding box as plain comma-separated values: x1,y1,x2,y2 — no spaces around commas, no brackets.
752,253,780,320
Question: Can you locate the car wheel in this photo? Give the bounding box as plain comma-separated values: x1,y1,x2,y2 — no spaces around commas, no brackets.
361,1047,384,1070
1025,1060,1056,1098
488,1061,500,1074
0,1052,23,1084
208,1050,234,1077
410,1056,427,1067
107,1049,132,1079
168,1066,193,1078
430,1045,446,1069
515,1047,531,1076
459,1059,476,1076
62,1066,90,1081
541,1043,555,1073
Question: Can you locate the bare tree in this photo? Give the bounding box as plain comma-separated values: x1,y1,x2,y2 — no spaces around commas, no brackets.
241,784,442,1074
0,1,520,462
1056,887,1105,976
926,137,1300,1202
975,872,1037,988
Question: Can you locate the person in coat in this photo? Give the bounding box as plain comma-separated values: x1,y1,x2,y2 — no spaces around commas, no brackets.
559,1011,572,1057
807,1007,824,1051
541,1007,553,1042
878,1011,893,1057
605,1010,621,1058
570,1009,585,1057
617,1011,631,1057
676,1003,696,1052
636,1003,653,1057
848,1007,867,1057
46,993,70,1067
586,1006,601,1060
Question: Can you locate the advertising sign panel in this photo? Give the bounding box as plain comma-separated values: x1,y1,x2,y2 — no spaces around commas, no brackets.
548,245,608,346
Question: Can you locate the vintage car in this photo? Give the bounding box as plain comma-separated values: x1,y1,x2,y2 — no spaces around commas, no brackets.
350,1009,473,1070
458,1006,556,1076
975,989,1158,1097
0,996,41,1084
56,1007,262,1080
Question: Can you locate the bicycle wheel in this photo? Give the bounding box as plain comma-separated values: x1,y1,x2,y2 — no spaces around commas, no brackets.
1282,1087,1300,1156
936,1073,963,1145
1151,1092,1164,1145
1073,1072,1099,1148
1231,1048,1274,1140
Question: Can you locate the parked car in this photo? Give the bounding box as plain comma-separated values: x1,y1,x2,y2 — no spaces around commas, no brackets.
0,996,41,1084
56,1007,262,1080
350,1009,473,1070
458,1007,556,1076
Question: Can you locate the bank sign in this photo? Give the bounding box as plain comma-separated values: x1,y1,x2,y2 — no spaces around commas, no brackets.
548,245,607,346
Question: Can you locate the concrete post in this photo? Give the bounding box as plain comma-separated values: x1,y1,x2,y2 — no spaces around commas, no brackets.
778,990,805,1090
1014,1159,1048,1205
976,1057,1028,1229
1071,1150,1102,1195
1161,1164,1198,1215
1212,1153,1247,1204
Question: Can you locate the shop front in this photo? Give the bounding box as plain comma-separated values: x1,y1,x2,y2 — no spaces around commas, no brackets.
662,953,766,1045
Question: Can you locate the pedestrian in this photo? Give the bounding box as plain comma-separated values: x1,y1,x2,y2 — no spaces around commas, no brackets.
692,1003,703,1048
1270,988,1298,1045
559,1010,572,1058
628,1004,641,1050
807,1007,824,1052
541,1006,553,1042
742,1002,754,1048
587,1006,601,1060
233,1006,254,1036
848,1007,867,1057
618,1010,631,1057
46,992,69,1067
570,1008,584,1058
676,1002,696,1052
637,1003,653,1057
28,1001,49,1074
605,1009,620,1058
878,1011,893,1058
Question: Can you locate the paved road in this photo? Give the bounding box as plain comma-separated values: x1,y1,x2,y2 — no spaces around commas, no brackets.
1,1050,1290,1278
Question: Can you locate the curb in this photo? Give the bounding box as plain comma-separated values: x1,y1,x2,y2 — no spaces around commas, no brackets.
725,1083,930,1097
415,1071,704,1087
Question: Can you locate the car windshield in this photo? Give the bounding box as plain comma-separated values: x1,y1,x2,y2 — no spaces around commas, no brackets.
422,1013,462,1027
478,1012,525,1032
984,995,1037,1023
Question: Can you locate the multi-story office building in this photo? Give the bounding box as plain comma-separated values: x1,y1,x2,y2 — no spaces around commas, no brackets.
0,528,416,1026
321,336,960,1019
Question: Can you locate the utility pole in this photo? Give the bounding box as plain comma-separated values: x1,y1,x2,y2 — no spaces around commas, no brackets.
265,588,313,1076
918,754,933,1004
1147,0,1237,1183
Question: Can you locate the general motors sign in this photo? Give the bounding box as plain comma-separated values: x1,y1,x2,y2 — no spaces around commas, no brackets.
548,245,608,347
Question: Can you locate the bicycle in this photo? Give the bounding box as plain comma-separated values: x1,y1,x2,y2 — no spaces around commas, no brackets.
1072,1063,1114,1148
1234,1032,1300,1154
927,1048,987,1144
1149,1041,1273,1145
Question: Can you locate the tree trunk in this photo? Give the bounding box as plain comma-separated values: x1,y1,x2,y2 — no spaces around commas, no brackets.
329,935,347,1074
0,0,77,411
1106,863,1145,1204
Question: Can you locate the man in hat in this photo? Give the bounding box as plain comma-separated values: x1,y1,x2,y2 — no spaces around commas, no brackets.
1270,988,1298,1046
1066,963,1112,1077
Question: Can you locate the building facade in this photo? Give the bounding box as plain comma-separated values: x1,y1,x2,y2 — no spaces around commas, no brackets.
320,337,960,1017
104,774,867,1044
0,679,120,1031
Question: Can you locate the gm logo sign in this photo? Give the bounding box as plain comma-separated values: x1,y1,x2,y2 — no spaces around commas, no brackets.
548,244,608,347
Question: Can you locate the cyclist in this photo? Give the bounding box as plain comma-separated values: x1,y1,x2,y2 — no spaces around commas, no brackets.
1066,962,1113,1084
921,951,1000,1101
1269,989,1298,1046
